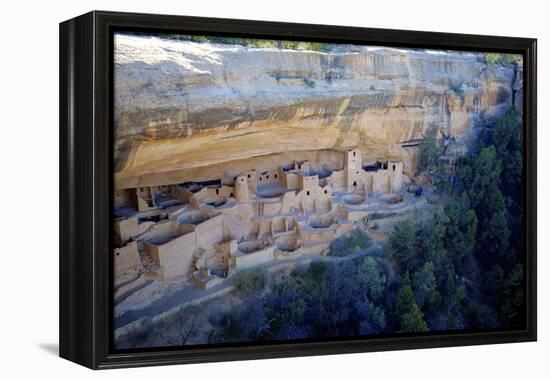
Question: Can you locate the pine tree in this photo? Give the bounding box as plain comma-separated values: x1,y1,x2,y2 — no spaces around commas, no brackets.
396,284,428,332
412,261,437,309
445,193,478,266
418,134,440,175
417,207,448,256
388,220,417,272
501,264,524,325
358,256,385,303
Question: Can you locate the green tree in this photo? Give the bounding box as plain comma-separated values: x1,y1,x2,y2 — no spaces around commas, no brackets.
329,228,372,257
433,164,452,194
388,221,417,271
396,284,428,332
357,256,385,303
501,264,524,325
477,201,510,270
490,109,524,254
281,299,307,325
457,145,510,268
415,206,448,267
412,261,437,309
355,300,386,335
463,146,502,211
486,53,522,66
232,269,267,298
491,109,523,196
305,261,328,285
418,134,440,174
485,264,505,301
444,193,478,265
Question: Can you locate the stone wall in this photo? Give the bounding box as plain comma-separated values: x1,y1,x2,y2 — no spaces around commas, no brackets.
143,231,197,279
114,241,142,279
194,214,224,250
232,246,275,269
115,216,154,244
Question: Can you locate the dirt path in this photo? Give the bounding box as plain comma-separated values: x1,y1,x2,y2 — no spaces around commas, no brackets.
115,243,383,330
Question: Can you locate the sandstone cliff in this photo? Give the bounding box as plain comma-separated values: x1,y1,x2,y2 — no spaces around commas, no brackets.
114,34,521,189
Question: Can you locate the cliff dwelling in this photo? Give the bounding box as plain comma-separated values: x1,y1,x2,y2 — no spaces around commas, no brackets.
110,32,524,349
114,149,409,290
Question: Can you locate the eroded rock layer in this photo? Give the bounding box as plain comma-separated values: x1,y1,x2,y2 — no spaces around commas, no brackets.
114,34,521,189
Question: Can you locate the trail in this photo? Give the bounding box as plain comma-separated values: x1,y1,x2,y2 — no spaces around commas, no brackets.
115,243,384,330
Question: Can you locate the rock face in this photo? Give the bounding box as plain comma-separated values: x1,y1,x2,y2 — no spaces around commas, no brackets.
114,34,521,189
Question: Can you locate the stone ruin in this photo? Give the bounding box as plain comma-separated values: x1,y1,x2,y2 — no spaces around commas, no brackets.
113,149,404,290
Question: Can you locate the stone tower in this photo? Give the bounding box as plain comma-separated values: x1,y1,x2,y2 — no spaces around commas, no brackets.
344,149,363,192
388,161,403,193
345,149,362,170
234,175,250,201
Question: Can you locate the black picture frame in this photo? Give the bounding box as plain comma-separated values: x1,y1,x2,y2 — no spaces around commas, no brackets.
59,10,537,369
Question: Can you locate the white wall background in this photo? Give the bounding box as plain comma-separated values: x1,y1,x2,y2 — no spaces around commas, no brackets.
0,0,546,377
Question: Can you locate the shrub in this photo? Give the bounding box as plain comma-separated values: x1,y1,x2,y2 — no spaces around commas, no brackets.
329,228,372,257
418,134,440,174
370,212,398,221
142,33,334,52
486,53,522,66
303,78,316,88
232,269,267,298
449,82,464,98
